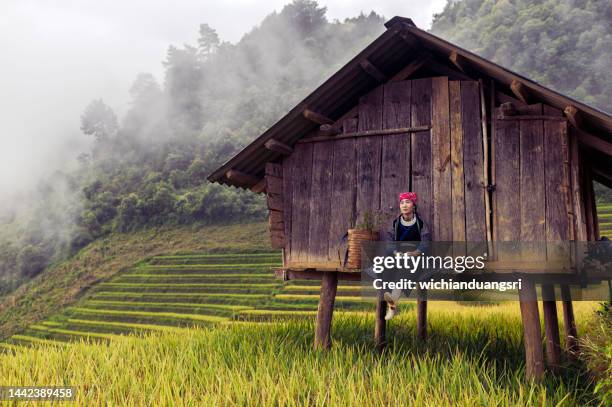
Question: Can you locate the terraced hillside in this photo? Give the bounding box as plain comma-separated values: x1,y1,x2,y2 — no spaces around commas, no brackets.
598,203,612,238
2,252,373,347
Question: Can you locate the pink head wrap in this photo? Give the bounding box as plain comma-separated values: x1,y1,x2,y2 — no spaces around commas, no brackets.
398,192,417,204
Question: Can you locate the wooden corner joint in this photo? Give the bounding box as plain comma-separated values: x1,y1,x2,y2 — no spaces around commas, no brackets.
449,51,467,72
563,105,583,129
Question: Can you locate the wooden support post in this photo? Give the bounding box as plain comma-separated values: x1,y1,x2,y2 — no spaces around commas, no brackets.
560,284,579,357
374,291,387,352
416,288,427,340
541,284,561,372
519,280,544,380
510,80,529,104
314,272,338,350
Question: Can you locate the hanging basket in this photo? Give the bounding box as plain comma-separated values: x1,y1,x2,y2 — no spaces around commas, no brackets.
346,229,379,270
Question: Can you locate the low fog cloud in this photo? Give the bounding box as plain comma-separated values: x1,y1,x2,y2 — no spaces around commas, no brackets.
0,0,445,201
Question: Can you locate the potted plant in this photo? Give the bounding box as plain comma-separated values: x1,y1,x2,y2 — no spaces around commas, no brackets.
346,210,383,270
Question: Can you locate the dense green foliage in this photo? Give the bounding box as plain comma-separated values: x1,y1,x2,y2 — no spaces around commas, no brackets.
430,0,611,112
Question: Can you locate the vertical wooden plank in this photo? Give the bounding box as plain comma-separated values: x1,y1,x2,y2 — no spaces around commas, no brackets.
282,154,294,265
314,272,338,350
380,81,411,231
494,113,520,261
569,130,587,241
411,78,433,231
308,142,333,263
355,86,383,225
543,105,570,264
290,143,314,263
327,119,357,262
450,81,466,255
519,280,544,381
461,81,487,244
432,77,452,241
489,80,498,258
479,79,493,246
583,168,599,240
519,104,545,261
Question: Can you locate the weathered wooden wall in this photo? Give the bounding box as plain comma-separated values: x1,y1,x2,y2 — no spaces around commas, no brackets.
276,76,487,268
492,104,574,263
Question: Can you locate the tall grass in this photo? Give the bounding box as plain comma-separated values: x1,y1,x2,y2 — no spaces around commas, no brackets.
0,303,602,406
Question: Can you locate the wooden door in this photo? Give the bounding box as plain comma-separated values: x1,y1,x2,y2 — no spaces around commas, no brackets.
492,104,573,269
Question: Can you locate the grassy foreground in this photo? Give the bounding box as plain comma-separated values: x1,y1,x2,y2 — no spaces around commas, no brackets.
0,302,603,406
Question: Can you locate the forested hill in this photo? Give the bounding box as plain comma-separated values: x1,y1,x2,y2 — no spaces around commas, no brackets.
0,0,610,292
430,0,611,113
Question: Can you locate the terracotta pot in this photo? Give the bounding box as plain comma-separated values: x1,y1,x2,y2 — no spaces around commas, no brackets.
346,229,379,270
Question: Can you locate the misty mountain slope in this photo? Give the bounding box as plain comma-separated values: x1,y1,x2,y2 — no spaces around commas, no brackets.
0,2,386,292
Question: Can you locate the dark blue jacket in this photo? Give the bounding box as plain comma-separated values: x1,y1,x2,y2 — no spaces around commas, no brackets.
383,214,431,254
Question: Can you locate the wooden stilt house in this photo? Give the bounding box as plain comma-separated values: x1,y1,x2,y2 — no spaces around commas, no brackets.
209,16,612,380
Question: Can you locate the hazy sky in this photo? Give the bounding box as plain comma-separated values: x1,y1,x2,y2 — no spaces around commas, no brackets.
0,0,447,197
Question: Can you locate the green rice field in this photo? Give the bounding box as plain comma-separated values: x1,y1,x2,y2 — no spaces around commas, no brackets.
598,203,612,238
0,302,604,405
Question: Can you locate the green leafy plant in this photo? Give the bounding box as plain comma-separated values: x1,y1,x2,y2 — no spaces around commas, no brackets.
353,210,383,231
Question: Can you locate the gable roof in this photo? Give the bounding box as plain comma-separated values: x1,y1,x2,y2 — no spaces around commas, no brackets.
208,16,611,189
